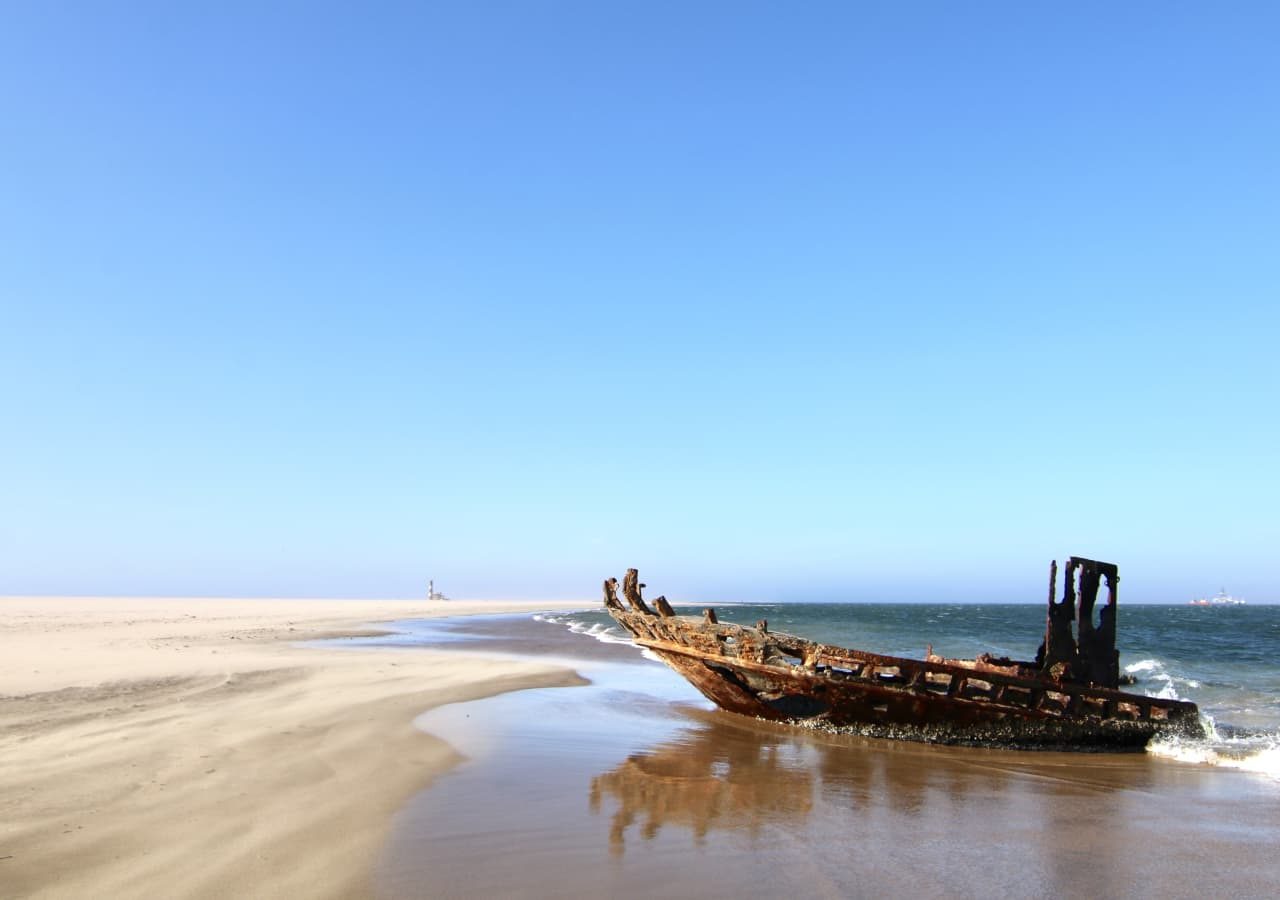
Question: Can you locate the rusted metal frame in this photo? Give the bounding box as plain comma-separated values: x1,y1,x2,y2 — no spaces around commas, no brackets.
658,642,1070,723
813,647,1182,718
617,606,1190,724
638,639,1061,719
635,635,1187,723
653,646,1181,737
1070,556,1120,688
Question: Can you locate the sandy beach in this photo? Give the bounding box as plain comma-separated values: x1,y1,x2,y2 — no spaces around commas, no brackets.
5,601,1278,900
0,596,585,899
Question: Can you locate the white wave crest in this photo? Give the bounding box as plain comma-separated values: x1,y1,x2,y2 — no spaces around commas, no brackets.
1147,734,1220,766
556,616,634,646
1149,739,1280,780
1147,714,1280,780
1217,745,1280,779
1125,657,1200,701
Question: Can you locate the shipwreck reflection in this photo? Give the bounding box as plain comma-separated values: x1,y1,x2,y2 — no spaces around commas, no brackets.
588,709,1162,858
589,714,815,853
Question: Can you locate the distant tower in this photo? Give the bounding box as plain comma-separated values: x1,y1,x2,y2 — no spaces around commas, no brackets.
428,579,435,601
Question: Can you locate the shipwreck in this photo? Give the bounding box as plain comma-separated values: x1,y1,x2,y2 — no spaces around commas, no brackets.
603,559,1202,750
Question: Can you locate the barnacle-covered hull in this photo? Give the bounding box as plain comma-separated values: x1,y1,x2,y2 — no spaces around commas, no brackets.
604,561,1203,750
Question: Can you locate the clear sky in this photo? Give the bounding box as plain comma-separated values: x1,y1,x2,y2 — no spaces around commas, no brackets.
2,2,1276,603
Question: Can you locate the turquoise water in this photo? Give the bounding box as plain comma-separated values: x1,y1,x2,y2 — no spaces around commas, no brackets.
546,602,1280,770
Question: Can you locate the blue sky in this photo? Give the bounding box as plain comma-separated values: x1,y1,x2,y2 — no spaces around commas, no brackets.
2,2,1276,603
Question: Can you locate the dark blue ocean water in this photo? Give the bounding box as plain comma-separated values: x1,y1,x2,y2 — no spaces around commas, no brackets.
546,602,1280,772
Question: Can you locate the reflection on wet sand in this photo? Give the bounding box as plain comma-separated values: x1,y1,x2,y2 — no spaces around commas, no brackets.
587,711,1039,855
582,708,1280,897
590,716,814,853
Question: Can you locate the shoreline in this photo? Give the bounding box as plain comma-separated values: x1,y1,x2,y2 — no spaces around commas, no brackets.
0,596,587,899
376,613,1280,898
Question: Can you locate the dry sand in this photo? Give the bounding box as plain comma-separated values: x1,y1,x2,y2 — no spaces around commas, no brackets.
0,596,586,899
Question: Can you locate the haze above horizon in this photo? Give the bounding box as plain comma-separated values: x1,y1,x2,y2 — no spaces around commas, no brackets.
2,3,1276,604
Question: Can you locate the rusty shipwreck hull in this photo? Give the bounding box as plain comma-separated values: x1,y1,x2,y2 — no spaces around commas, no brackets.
603,562,1203,750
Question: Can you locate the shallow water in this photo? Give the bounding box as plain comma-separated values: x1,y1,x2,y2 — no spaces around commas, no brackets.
353,614,1280,899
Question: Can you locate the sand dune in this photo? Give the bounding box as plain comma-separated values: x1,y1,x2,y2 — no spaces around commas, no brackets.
0,597,586,898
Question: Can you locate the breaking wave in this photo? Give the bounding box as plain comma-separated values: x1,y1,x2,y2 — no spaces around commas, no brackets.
1147,715,1280,780
1123,658,1280,777
1125,658,1201,700
534,612,661,662
534,613,632,646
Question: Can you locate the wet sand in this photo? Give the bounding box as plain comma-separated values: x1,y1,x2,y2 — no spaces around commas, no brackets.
377,616,1280,899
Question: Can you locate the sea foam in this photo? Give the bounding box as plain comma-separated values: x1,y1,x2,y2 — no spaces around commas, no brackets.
1125,657,1201,701
539,612,663,663
1146,711,1280,780
537,613,637,647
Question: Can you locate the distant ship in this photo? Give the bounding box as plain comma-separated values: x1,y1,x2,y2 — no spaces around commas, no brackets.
1189,589,1245,607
